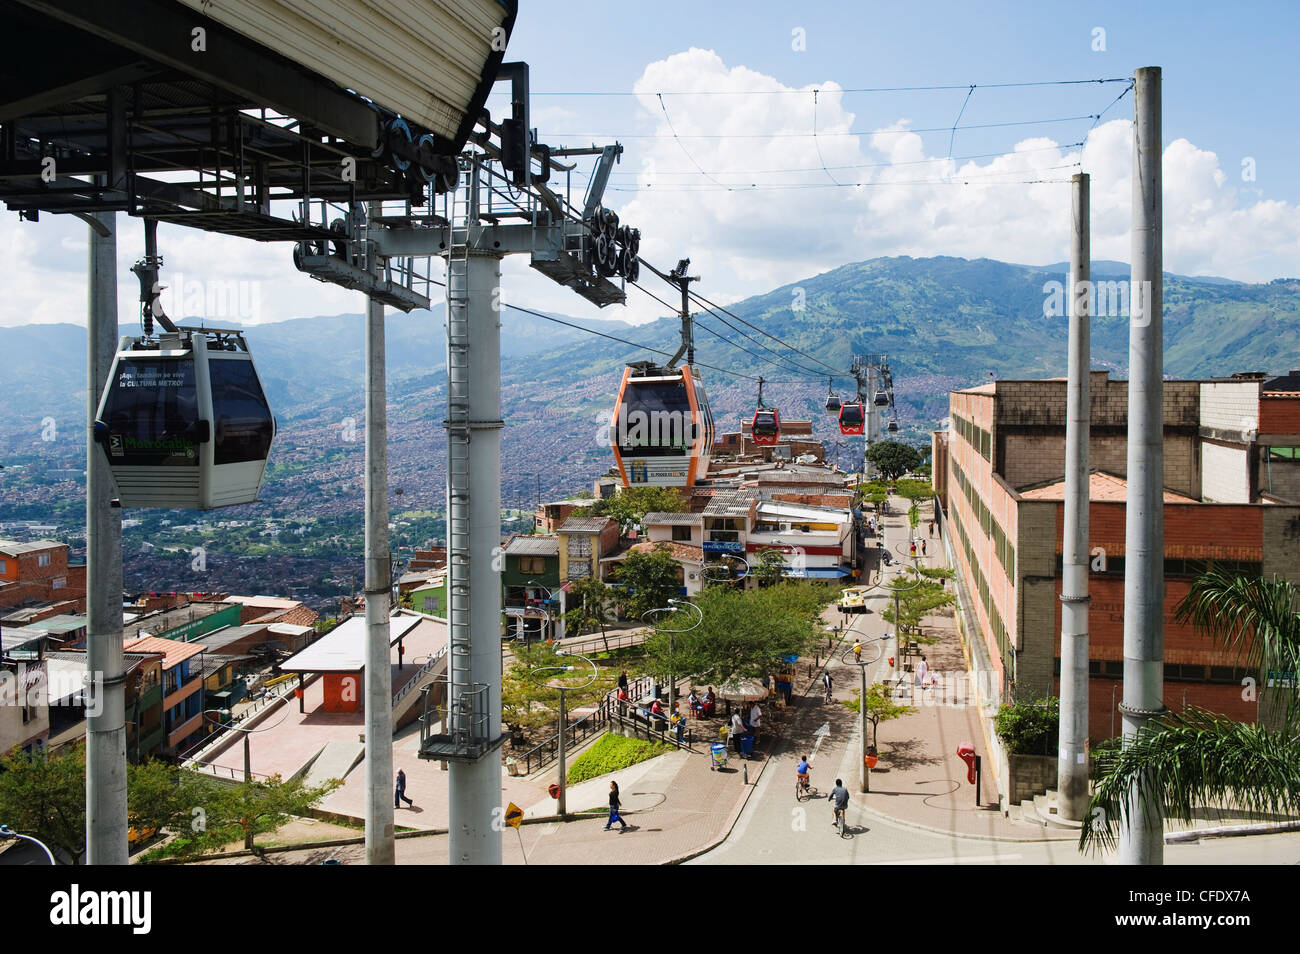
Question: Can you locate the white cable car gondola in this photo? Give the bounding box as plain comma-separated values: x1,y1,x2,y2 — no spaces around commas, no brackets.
94,328,275,509
610,361,713,487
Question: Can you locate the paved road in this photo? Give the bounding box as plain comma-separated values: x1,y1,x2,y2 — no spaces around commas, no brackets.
693,598,1300,866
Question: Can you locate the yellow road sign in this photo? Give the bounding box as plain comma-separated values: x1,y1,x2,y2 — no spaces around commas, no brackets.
504,802,524,830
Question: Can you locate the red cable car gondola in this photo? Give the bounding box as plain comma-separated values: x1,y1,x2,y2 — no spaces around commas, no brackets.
750,376,780,447
839,401,864,436
751,407,780,447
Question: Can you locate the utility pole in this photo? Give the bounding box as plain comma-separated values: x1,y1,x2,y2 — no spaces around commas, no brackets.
364,203,396,865
85,172,127,866
857,653,870,793
1119,66,1166,864
1058,172,1092,822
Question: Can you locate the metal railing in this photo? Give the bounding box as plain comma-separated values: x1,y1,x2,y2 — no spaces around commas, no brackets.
393,646,447,706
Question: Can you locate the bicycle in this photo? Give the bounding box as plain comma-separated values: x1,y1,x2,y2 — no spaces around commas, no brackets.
796,775,817,801
822,682,833,705
832,804,847,837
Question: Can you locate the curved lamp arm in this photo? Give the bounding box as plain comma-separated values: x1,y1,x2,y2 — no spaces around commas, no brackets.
0,825,56,864
528,650,598,691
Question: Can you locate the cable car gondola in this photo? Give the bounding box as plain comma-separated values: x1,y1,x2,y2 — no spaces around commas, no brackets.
838,401,865,436
887,418,899,433
750,376,780,447
825,376,842,412
610,361,714,487
94,328,275,509
874,388,891,407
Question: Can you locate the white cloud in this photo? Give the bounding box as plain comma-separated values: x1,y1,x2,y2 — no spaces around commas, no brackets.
2,48,1297,330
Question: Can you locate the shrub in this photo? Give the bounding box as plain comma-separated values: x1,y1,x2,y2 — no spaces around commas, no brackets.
994,697,1060,755
566,733,672,785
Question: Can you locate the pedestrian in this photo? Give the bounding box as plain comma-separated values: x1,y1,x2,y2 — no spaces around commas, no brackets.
729,710,748,756
604,780,628,831
749,701,763,734
672,705,686,745
617,670,628,695
909,541,917,558
921,539,927,557
916,654,930,689
395,768,413,809
929,520,936,538
852,639,862,662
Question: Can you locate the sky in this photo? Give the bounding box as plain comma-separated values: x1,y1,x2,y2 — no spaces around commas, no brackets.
4,0,1298,329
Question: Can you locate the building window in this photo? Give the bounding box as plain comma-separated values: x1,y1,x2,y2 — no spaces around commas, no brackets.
0,558,6,573
519,557,546,575
671,525,693,542
37,553,51,568
52,576,66,590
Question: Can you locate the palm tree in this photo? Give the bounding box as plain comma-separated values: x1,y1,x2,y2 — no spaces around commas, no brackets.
1081,568,1300,851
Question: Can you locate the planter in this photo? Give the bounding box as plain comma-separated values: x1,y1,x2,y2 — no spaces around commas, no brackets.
1007,752,1057,805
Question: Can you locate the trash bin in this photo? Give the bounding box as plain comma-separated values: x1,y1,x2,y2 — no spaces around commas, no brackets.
740,734,756,757
710,743,728,771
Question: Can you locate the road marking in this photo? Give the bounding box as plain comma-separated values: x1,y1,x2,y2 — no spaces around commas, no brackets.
810,722,831,761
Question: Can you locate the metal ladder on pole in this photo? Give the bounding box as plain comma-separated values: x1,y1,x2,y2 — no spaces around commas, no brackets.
444,171,474,746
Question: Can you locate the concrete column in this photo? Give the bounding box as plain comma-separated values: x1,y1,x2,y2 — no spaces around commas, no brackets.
1119,66,1166,864
85,201,127,866
1058,172,1091,821
364,207,396,865
446,250,504,865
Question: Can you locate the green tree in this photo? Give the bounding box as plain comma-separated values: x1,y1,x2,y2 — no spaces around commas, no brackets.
843,683,916,750
865,441,924,481
1081,570,1300,851
0,745,85,863
615,543,684,620
576,486,686,529
561,575,616,653
641,583,833,686
753,547,788,588
0,748,338,862
881,569,955,654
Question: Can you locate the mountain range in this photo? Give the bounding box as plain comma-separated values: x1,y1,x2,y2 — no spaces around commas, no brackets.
5,254,1299,523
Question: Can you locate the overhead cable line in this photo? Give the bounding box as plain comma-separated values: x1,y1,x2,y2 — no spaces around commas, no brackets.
812,89,841,186
947,84,977,159
543,114,1103,140
531,77,1132,96
655,93,731,189
684,286,842,376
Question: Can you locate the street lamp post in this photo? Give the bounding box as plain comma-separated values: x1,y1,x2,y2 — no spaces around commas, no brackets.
528,650,598,818
642,599,703,706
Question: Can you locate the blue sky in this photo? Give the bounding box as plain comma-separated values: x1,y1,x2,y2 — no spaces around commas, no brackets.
509,0,1299,205
3,1,1296,327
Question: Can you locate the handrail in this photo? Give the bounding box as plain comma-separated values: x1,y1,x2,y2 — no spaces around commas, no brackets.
394,646,447,706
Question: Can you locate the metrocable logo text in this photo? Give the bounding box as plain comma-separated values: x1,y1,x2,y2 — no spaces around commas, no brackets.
50,885,152,934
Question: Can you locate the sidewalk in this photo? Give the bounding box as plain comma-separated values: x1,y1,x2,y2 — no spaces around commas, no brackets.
829,494,1074,842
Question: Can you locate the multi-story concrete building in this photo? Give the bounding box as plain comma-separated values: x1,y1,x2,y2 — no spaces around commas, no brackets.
935,371,1300,739
123,636,207,756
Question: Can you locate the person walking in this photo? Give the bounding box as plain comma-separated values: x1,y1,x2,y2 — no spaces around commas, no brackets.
916,654,930,689
929,519,935,537
604,780,628,831
395,768,413,809
617,670,628,695
921,539,928,557
730,710,748,756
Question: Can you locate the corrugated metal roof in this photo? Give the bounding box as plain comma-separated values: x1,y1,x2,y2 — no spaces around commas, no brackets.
703,491,756,515
0,539,63,556
642,512,702,526
560,517,613,533
505,535,560,556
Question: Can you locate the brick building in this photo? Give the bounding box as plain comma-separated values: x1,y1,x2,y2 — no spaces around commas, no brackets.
0,540,85,613
935,371,1300,740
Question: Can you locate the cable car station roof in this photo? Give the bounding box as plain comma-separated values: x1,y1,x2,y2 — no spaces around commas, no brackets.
0,0,516,240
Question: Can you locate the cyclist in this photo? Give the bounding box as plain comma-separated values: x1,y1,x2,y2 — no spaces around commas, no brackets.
822,671,833,703
852,639,862,662
796,756,811,795
828,778,850,828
